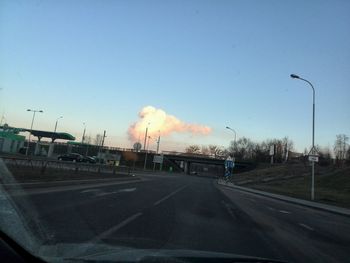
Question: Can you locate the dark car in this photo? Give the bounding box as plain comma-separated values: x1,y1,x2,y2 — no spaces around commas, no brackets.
57,153,83,162
82,156,97,164
18,147,28,155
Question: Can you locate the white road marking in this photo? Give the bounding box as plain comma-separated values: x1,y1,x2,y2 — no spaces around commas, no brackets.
279,210,291,214
299,223,314,231
154,185,188,206
15,179,148,196
267,206,275,211
118,188,136,193
95,188,137,196
80,189,99,193
92,212,143,242
96,192,115,197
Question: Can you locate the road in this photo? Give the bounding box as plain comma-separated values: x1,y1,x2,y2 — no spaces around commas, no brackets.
7,173,350,263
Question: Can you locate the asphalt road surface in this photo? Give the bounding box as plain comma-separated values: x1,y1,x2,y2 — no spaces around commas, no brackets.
7,173,350,263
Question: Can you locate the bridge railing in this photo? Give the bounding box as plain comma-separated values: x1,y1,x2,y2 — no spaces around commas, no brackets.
162,151,226,160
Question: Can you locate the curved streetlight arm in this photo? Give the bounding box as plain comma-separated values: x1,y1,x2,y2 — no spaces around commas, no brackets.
226,126,237,143
54,116,63,133
292,75,315,149
290,74,315,104
298,77,315,104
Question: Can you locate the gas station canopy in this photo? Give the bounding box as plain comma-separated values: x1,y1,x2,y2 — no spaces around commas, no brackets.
1,125,76,142
23,129,75,141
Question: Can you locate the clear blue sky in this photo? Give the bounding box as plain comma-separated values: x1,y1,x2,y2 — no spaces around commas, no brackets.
1,0,349,152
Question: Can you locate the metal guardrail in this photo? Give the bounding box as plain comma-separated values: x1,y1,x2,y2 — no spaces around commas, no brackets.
1,156,130,175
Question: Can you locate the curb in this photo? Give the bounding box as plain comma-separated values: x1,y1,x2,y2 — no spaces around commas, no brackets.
217,180,350,217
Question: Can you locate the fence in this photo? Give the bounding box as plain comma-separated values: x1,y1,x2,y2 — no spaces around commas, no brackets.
1,156,131,175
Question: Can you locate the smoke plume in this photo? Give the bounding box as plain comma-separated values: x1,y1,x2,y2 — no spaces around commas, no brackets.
128,106,212,142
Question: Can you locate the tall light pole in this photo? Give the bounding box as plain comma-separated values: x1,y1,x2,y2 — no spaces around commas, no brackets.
0,114,5,126
153,131,161,171
290,73,316,200
226,126,237,156
143,122,150,150
54,116,63,133
156,130,161,154
143,135,151,170
26,109,43,156
82,122,86,144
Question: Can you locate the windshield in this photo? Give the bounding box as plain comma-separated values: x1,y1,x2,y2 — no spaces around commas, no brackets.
1,1,350,262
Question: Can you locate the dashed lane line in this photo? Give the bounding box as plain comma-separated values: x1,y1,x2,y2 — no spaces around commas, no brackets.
91,212,143,242
299,223,314,231
153,185,188,206
279,210,291,214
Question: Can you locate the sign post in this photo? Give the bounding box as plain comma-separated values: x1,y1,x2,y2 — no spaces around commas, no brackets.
133,142,142,152
308,146,318,200
308,155,319,162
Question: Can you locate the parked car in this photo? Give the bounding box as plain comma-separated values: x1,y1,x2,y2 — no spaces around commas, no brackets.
82,156,97,164
18,147,28,155
57,153,83,162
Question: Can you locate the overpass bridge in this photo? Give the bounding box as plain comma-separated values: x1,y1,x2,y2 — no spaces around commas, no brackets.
162,152,254,175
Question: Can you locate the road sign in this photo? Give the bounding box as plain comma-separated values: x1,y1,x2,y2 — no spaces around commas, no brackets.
269,145,275,156
308,146,318,155
153,155,164,164
133,142,142,151
308,155,319,162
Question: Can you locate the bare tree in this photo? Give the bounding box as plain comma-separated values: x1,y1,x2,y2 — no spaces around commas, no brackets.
201,146,210,156
334,134,349,165
94,134,103,146
281,137,294,162
185,145,201,154
303,148,308,156
229,137,254,160
208,145,224,158
84,135,92,144
318,146,332,166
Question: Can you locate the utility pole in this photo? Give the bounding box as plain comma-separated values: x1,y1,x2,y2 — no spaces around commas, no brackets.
143,124,149,150
153,133,161,171
0,113,5,126
82,123,86,144
156,133,161,154
144,135,150,170
97,130,107,162
26,109,43,156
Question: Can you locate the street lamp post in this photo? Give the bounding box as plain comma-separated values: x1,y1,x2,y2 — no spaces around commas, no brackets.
156,131,161,154
143,135,151,170
54,116,63,133
153,131,161,171
143,123,150,150
26,109,43,156
82,123,86,144
226,126,237,156
290,73,316,200
0,114,5,126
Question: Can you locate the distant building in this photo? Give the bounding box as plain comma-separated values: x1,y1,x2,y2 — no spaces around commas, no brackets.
0,125,25,153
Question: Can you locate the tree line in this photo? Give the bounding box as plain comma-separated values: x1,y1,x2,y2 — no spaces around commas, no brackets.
185,134,350,165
